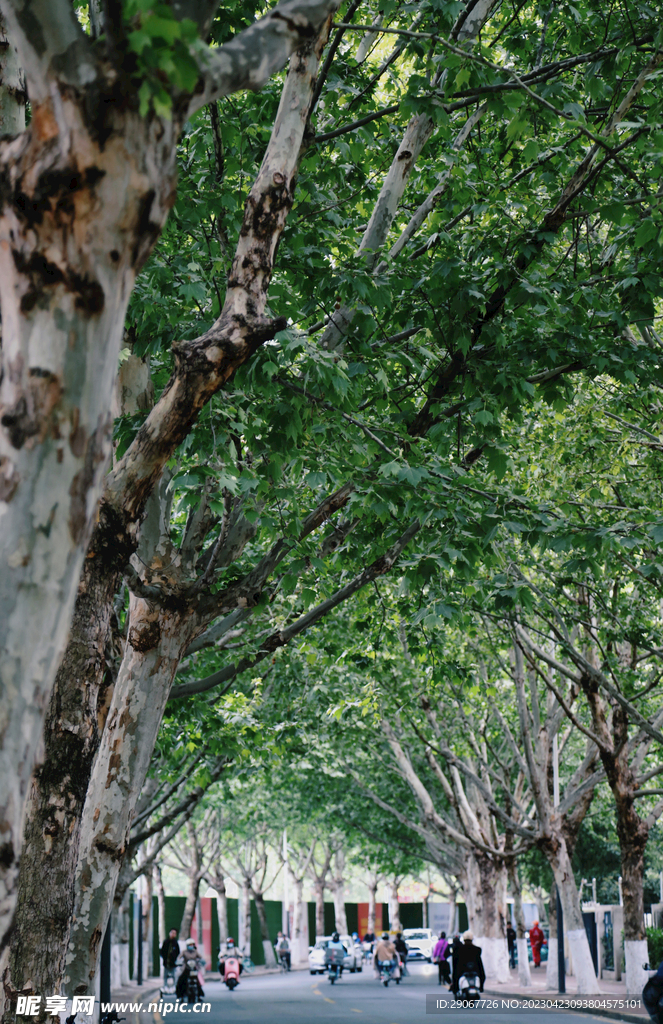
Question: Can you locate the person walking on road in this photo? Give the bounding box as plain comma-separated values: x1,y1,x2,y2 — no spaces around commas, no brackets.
507,924,516,969
160,928,180,986
529,921,544,967
432,931,451,986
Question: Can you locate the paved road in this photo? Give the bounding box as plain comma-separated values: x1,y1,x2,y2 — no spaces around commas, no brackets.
202,962,617,1024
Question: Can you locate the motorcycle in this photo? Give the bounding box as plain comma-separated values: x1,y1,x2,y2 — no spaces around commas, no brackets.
362,941,374,963
177,956,205,1003
325,948,345,984
160,965,177,997
378,958,401,987
456,965,482,1005
643,963,663,1023
222,952,241,991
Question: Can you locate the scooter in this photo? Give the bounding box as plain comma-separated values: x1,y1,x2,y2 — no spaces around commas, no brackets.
160,966,177,997
325,948,345,984
378,958,401,987
456,966,482,1005
177,957,205,1003
222,953,241,991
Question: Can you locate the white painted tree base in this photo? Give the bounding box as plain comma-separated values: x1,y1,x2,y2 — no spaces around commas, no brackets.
546,937,559,989
516,937,532,986
263,938,277,967
624,939,650,996
476,936,510,982
291,937,308,966
567,928,601,994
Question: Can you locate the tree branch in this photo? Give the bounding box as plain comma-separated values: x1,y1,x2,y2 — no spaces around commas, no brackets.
187,0,340,115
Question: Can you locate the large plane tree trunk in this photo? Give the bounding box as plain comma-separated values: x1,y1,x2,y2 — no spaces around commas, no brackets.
542,832,600,994
3,8,338,998
253,892,277,968
0,0,339,954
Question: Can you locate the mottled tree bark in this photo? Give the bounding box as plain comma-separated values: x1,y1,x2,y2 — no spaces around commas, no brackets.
0,0,339,954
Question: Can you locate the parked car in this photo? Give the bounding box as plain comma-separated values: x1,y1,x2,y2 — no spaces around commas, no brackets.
308,936,364,974
402,928,435,962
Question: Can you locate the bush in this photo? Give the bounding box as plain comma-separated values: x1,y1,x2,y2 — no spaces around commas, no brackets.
646,928,663,967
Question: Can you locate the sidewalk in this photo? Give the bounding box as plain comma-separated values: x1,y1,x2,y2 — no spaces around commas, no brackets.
485,966,648,1023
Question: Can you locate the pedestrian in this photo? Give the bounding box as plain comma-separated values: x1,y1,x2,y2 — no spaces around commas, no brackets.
160,927,180,987
432,931,451,986
506,924,516,969
529,921,544,967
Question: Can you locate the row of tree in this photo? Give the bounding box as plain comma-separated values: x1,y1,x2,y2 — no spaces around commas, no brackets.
2,0,663,1014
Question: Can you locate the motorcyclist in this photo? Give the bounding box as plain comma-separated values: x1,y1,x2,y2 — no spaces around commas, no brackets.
218,937,243,978
452,931,485,996
374,932,398,980
325,932,347,977
394,933,409,977
176,939,205,999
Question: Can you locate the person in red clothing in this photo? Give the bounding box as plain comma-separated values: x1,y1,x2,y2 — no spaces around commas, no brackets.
529,921,544,967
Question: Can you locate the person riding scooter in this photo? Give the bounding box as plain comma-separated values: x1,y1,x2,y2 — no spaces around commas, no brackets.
219,937,242,990
324,932,347,982
452,931,485,997
218,938,243,977
176,940,205,1000
374,932,399,981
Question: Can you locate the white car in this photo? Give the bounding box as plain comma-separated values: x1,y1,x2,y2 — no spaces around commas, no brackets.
308,936,364,974
402,928,435,961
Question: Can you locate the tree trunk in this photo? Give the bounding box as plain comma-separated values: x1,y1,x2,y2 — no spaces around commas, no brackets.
544,834,600,994
0,14,25,136
253,893,276,967
63,598,193,996
330,850,348,935
388,879,401,933
214,877,228,957
471,854,509,983
154,865,166,954
143,873,154,977
508,861,532,987
3,553,119,1006
180,874,201,944
291,878,307,964
111,889,131,989
447,884,458,935
367,877,378,935
0,0,336,955
586,692,650,995
240,883,251,958
0,95,179,949
612,779,649,993
314,883,325,938
546,892,558,990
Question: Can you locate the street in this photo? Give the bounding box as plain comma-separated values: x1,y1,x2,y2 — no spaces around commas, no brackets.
199,963,619,1024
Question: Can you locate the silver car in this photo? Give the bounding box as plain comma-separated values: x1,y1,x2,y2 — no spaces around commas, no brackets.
402,928,435,962
308,936,364,974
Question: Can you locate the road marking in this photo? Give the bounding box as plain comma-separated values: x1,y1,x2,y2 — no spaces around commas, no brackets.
324,997,335,1003
313,989,322,996
350,1009,362,1013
